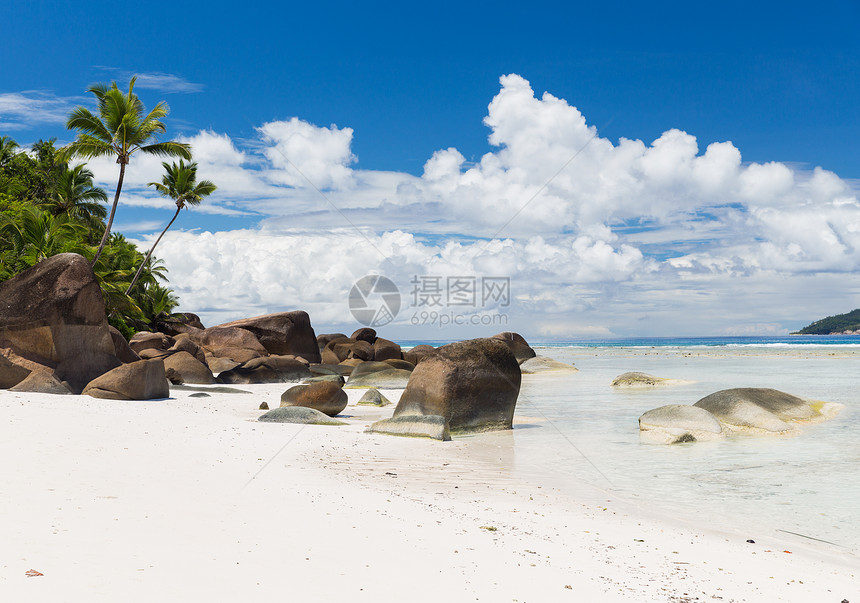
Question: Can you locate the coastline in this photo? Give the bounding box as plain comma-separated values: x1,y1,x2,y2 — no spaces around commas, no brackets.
1,376,857,602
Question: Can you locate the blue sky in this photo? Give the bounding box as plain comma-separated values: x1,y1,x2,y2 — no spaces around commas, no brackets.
3,1,860,338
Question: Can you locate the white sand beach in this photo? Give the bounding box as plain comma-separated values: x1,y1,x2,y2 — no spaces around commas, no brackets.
1,375,857,602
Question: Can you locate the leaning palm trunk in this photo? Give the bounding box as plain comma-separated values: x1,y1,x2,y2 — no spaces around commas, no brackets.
92,160,126,265
125,205,180,295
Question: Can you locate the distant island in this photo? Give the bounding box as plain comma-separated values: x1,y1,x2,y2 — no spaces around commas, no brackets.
792,308,860,334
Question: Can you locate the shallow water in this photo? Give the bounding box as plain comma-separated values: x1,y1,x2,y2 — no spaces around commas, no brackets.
501,345,860,553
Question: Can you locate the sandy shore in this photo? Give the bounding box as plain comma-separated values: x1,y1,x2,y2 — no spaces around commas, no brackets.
1,383,857,602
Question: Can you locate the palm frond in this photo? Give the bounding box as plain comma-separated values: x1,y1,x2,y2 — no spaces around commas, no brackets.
139,141,192,159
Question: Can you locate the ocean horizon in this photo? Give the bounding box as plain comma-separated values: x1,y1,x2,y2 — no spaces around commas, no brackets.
397,334,860,348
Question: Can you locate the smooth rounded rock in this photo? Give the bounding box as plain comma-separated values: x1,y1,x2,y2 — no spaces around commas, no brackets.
403,344,436,366
259,406,347,425
611,372,667,387
520,356,579,374
280,381,348,417
693,388,839,434
639,405,724,444
163,351,216,384
82,358,169,400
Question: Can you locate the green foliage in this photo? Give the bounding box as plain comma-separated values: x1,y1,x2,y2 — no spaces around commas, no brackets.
61,77,192,265
0,133,181,335
793,309,860,334
126,160,216,293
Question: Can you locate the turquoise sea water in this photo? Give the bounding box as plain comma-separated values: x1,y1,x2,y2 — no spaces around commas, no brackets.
403,337,860,556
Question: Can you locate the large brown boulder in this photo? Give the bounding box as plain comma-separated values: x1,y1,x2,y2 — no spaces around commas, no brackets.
10,370,72,395
214,311,320,363
491,332,536,364
155,312,205,336
280,381,348,417
351,328,377,344
0,253,120,393
390,338,521,434
109,326,140,363
373,337,402,361
403,344,436,366
163,351,216,384
82,358,169,400
0,354,31,388
217,355,313,384
168,334,207,364
129,331,174,354
322,338,374,364
317,333,348,352
185,326,268,364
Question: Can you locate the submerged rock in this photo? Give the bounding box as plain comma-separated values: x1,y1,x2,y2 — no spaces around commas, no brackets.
639,405,724,444
611,372,667,387
693,387,841,434
519,356,579,374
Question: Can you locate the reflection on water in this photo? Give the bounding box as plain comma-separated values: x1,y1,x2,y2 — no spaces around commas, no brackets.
507,346,860,551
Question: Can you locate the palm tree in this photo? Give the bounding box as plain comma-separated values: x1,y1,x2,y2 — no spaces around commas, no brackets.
0,136,19,167
44,164,108,231
125,160,215,294
60,76,191,265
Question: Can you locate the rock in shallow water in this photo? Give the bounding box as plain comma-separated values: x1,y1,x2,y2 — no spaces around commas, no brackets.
519,356,579,374
390,338,521,434
639,405,724,444
611,372,667,387
640,387,844,444
693,387,841,434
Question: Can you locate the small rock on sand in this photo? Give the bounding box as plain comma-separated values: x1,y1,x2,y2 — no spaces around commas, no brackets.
258,406,347,425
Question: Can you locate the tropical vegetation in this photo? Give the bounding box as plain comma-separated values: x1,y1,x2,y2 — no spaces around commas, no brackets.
127,160,215,293
0,77,213,340
59,76,191,265
792,308,860,334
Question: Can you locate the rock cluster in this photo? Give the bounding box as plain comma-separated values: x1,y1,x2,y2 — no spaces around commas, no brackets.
0,254,320,399
1,255,533,437
639,388,843,444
